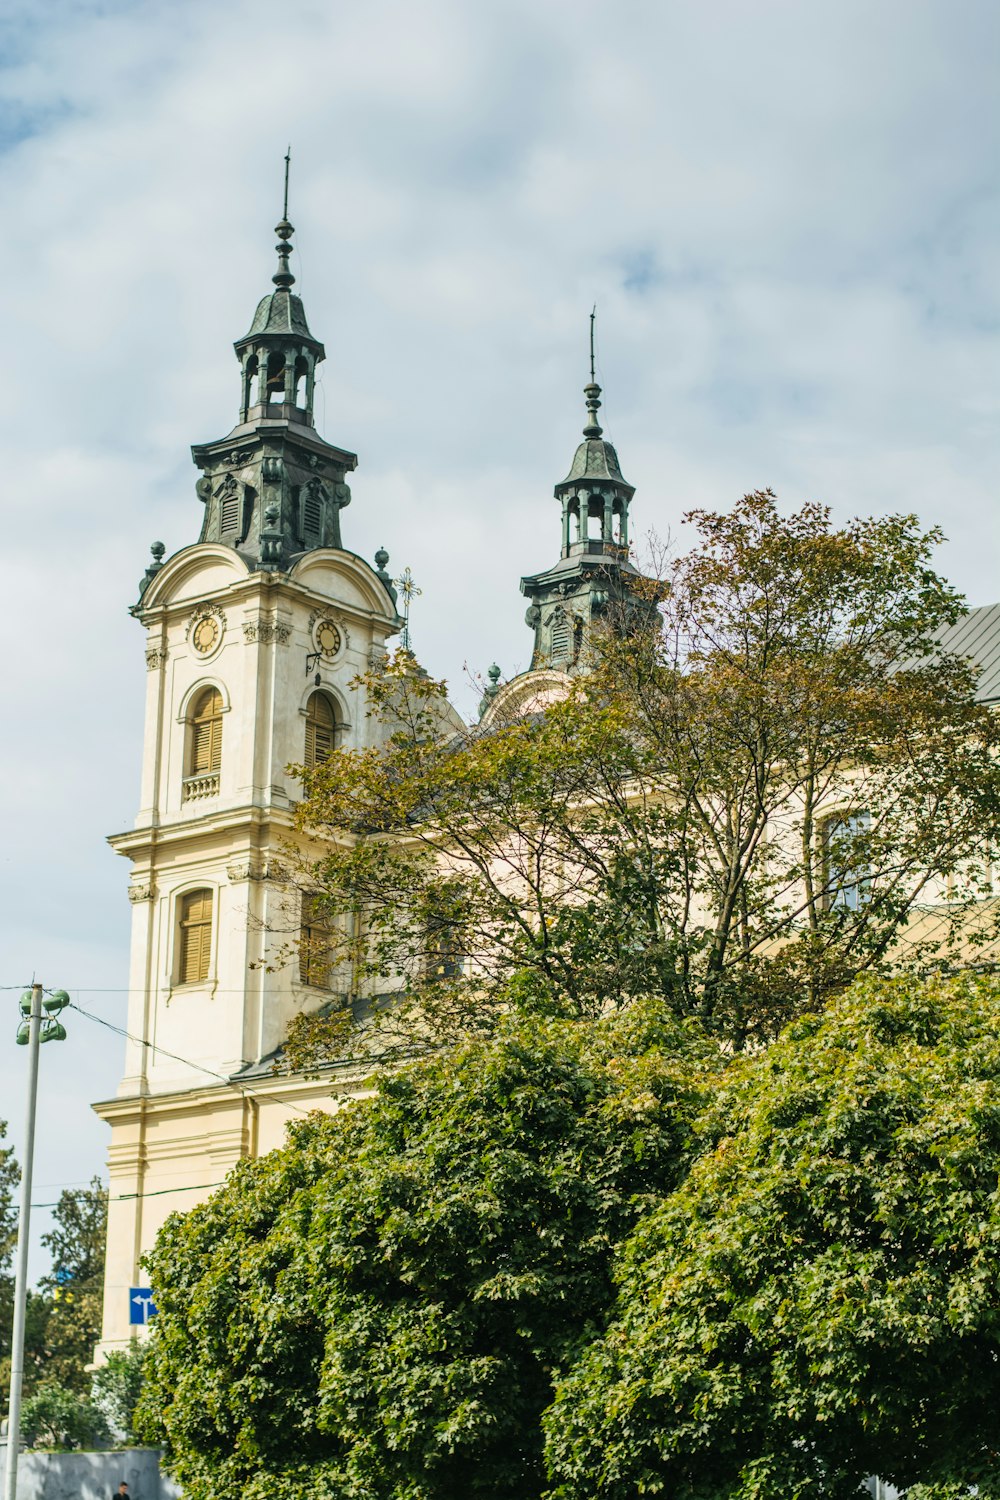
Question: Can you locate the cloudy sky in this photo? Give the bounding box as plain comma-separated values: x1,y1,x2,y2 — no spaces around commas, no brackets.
1,0,999,1274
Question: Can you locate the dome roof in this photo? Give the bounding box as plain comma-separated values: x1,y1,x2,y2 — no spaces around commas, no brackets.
561,437,626,485
241,288,313,341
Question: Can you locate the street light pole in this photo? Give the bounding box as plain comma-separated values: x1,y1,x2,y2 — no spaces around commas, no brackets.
4,983,41,1500
4,984,68,1500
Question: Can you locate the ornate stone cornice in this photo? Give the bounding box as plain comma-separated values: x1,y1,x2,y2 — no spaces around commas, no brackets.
243,617,291,646
226,858,288,884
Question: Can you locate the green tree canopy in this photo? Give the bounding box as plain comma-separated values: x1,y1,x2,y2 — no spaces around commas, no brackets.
19,1380,108,1451
3,1174,108,1408
38,1177,108,1393
0,1118,20,1398
543,973,1000,1500
92,1341,150,1445
138,1005,718,1500
289,492,1000,1062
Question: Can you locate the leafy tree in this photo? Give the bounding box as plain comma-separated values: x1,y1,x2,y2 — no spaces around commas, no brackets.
2,1176,107,1405
137,1005,717,1500
38,1177,108,1392
0,1119,20,1400
11,1290,56,1399
92,1341,150,1445
288,492,1000,1060
19,1380,108,1450
543,973,1000,1500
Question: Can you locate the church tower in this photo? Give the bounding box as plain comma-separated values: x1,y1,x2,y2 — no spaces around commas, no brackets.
520,334,649,675
94,189,401,1353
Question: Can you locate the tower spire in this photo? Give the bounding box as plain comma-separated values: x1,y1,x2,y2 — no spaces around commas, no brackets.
187,169,361,571
519,324,645,673
273,147,295,290
583,305,603,439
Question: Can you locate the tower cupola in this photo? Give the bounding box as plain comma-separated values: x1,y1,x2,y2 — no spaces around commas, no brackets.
188,155,359,572
520,318,651,674
553,362,635,559
233,197,326,427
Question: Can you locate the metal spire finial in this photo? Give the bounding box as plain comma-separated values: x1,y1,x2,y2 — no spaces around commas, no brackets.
589,305,596,382
583,304,603,439
394,566,422,652
273,146,295,290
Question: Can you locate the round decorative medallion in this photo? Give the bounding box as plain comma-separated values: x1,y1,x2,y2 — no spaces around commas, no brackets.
315,618,342,658
192,616,221,654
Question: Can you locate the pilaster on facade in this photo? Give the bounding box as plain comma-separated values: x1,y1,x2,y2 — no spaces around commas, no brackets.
93,1065,371,1350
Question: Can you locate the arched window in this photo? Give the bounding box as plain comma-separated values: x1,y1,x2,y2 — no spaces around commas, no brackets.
293,354,309,407
304,692,337,768
243,353,259,414
265,352,285,404
299,893,332,988
178,889,213,984
185,688,222,800
823,810,871,911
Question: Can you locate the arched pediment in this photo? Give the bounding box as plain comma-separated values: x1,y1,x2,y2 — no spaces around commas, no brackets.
140,544,250,609
290,548,399,621
479,668,573,727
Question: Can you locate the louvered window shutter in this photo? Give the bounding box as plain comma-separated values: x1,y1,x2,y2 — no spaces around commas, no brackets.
304,693,336,768
300,893,331,987
190,689,223,775
304,491,322,535
221,490,240,532
179,890,213,984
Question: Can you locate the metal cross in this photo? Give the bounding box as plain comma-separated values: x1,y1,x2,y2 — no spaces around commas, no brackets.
394,566,422,651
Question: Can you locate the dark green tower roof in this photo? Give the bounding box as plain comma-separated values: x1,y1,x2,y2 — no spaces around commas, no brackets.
242,288,315,341
520,330,651,674
186,182,357,573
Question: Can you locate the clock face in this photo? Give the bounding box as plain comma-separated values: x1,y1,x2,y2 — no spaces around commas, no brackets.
316,619,342,657
192,616,220,654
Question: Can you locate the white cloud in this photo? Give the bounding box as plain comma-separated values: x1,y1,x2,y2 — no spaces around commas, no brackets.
0,0,998,1273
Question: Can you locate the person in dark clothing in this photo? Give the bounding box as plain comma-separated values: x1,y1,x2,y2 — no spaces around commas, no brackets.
115,1484,130,1500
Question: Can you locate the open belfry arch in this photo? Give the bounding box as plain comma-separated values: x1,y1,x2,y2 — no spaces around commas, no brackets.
93,183,410,1354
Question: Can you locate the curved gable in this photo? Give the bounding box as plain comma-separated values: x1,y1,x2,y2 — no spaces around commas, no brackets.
140,544,250,609
480,668,573,727
291,548,398,621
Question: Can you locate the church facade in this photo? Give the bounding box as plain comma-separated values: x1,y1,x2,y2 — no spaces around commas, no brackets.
93,207,640,1352
96,200,1000,1359
96,208,406,1352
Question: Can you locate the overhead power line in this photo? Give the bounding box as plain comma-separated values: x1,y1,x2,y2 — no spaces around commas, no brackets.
66,999,317,1117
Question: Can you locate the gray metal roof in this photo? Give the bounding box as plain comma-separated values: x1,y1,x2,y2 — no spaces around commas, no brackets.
939,604,1000,703
561,436,626,484
244,288,313,339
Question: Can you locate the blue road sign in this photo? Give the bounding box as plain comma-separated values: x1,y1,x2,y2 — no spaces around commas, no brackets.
129,1287,158,1325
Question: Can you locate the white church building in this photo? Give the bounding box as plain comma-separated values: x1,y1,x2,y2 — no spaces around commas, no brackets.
93,199,644,1352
